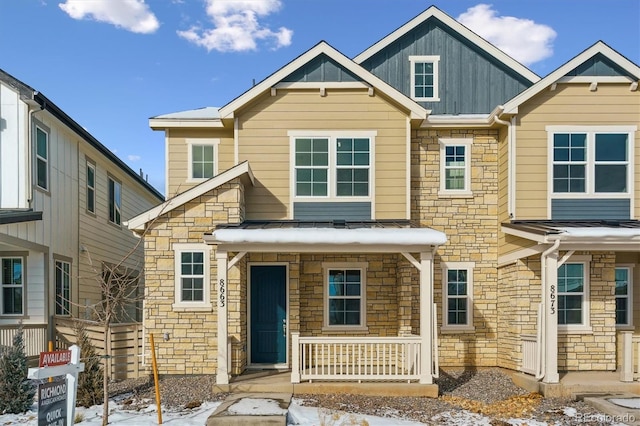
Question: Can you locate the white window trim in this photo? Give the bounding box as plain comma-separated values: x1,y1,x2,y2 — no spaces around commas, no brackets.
55,260,71,316
187,138,219,183
86,161,96,214
441,261,475,333
438,138,473,197
35,125,49,191
546,126,636,215
558,254,592,334
172,243,212,311
288,130,376,204
108,176,122,226
322,262,368,332
409,55,440,102
1,256,25,316
615,264,635,329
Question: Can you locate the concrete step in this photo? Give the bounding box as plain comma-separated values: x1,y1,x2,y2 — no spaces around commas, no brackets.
206,392,291,426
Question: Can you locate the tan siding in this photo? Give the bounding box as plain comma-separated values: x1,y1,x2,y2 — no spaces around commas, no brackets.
236,89,408,220
166,128,234,197
514,84,640,219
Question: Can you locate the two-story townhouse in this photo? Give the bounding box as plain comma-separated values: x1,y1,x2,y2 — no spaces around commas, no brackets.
0,69,164,355
128,6,545,395
496,42,640,389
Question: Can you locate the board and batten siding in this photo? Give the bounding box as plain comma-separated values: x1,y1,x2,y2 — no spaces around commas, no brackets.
166,129,234,197
514,84,640,220
78,143,162,319
359,19,532,115
235,89,408,220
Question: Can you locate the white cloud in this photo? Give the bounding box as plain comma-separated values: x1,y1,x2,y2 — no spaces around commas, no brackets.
59,0,159,34
177,0,292,52
128,155,141,162
457,4,556,66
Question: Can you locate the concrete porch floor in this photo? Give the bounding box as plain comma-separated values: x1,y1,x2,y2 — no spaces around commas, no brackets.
213,370,439,397
509,370,640,398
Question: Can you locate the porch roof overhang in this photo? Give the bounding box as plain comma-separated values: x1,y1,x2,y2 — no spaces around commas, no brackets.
204,220,447,253
502,220,640,251
0,209,43,225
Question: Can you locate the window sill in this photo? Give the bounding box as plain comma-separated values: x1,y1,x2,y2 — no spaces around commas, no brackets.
321,326,369,333
438,191,473,198
186,178,212,183
441,325,475,334
558,326,592,335
413,97,440,102
172,303,212,312
616,325,635,331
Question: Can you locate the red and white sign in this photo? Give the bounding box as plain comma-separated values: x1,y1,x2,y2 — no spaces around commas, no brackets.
39,350,72,368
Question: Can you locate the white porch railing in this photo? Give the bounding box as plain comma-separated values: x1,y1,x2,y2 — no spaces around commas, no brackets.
521,334,538,375
291,333,421,383
0,324,48,357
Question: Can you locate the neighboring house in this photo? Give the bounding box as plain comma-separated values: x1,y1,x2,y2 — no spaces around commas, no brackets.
0,68,164,355
128,5,639,392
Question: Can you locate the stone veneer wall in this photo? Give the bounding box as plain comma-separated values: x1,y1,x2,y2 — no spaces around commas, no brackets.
299,254,399,336
142,179,244,374
411,129,499,367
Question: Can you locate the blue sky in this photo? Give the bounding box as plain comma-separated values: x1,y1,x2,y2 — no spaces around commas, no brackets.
1,0,639,195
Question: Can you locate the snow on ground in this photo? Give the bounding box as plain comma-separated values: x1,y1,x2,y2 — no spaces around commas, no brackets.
609,397,640,409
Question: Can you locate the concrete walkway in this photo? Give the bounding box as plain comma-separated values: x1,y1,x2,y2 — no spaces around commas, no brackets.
206,392,291,426
583,394,640,426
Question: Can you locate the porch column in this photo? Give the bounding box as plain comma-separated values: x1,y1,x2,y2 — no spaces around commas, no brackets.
419,251,433,384
216,250,229,385
543,250,559,384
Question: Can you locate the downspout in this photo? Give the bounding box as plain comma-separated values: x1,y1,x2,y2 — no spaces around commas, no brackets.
492,107,514,219
536,239,561,380
431,245,440,379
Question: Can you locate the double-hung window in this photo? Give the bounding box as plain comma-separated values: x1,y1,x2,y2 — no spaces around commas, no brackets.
549,126,635,195
291,132,374,200
409,55,440,102
108,177,122,225
1,257,23,316
86,161,96,214
35,125,49,191
439,138,472,196
441,262,474,331
557,256,591,330
173,244,211,310
324,263,367,329
55,260,71,316
188,139,219,181
615,266,633,327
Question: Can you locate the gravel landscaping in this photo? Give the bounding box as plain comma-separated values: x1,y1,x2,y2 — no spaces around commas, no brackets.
108,369,622,424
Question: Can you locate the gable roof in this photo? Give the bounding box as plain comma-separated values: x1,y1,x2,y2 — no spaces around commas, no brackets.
126,161,254,232
218,41,429,120
353,5,540,84
149,106,223,129
503,41,640,114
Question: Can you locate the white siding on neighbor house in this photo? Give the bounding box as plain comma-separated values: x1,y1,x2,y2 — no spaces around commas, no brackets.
0,83,28,208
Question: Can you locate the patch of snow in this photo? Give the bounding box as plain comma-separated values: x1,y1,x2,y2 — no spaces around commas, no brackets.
609,397,640,409
287,403,426,425
508,419,548,425
557,227,640,240
228,398,287,415
212,227,448,246
431,411,493,425
563,406,578,417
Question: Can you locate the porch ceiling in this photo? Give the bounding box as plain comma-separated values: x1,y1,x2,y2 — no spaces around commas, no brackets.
204,220,447,253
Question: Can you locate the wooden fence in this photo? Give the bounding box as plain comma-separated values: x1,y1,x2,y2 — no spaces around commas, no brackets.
54,318,144,380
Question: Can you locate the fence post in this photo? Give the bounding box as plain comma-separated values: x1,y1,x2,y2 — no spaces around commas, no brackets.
291,332,300,383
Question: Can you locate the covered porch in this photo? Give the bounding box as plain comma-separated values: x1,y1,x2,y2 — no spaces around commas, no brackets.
204,220,447,389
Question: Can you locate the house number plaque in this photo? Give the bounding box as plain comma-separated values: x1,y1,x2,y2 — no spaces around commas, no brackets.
549,284,556,315
219,278,226,307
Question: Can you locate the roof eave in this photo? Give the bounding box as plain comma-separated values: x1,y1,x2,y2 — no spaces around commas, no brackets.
149,118,225,130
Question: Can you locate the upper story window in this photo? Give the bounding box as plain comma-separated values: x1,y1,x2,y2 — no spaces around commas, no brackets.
55,260,71,316
439,138,472,197
549,126,635,196
290,131,375,200
409,55,440,102
323,262,367,330
86,161,96,214
173,243,211,311
35,125,49,191
1,257,23,316
187,139,219,182
108,176,122,226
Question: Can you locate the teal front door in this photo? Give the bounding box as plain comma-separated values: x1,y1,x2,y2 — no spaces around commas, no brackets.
250,265,287,364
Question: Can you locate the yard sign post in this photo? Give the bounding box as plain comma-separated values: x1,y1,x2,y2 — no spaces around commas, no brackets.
28,345,85,426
